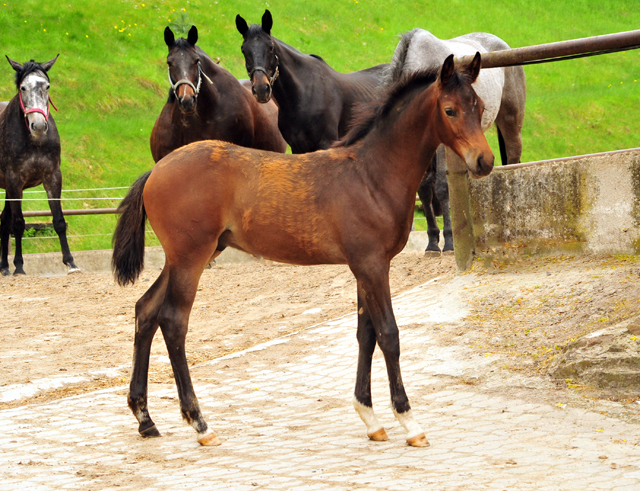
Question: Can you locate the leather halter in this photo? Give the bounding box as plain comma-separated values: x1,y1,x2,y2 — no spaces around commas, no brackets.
19,91,57,130
248,54,279,86
168,61,213,100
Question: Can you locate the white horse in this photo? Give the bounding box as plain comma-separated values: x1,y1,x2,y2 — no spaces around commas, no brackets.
386,28,526,254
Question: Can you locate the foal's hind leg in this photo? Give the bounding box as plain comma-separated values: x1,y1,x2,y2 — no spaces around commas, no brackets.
353,281,388,442
158,264,220,446
351,258,428,447
128,268,169,438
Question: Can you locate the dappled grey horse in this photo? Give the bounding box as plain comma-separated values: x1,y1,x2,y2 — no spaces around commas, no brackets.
385,28,526,255
0,56,79,275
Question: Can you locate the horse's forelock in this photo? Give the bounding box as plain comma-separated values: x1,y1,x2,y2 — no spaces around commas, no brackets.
246,23,269,39
14,61,49,89
174,38,195,50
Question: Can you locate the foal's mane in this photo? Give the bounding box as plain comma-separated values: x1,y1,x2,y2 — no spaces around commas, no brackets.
14,61,49,89
334,67,441,148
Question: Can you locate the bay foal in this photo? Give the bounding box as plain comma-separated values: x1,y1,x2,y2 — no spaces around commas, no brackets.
112,54,493,447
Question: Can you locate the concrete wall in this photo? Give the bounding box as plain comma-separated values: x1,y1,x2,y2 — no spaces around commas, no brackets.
466,148,640,262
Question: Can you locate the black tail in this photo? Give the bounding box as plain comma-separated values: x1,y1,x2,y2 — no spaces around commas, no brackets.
497,126,508,166
112,171,152,286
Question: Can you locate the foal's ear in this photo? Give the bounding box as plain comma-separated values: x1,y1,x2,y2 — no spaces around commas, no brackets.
164,26,176,47
464,52,482,84
236,15,249,37
187,25,198,46
6,55,23,72
262,9,273,35
41,54,59,72
440,54,455,86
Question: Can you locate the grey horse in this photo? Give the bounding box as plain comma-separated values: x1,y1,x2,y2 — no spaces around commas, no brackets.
385,28,526,255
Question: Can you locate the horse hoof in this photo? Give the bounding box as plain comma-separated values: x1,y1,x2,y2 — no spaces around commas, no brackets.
406,433,430,447
0,268,9,277
368,428,389,442
67,266,82,274
424,250,441,258
139,424,161,438
442,250,454,256
198,432,221,446
13,269,26,276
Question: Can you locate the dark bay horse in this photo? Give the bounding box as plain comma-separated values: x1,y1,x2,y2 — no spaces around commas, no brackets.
387,28,526,255
112,54,493,447
150,26,286,162
235,10,387,154
0,56,78,276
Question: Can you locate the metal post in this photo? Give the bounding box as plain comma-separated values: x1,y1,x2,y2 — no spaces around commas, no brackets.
455,29,640,68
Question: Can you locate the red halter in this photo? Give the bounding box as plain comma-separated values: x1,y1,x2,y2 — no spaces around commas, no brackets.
19,91,58,130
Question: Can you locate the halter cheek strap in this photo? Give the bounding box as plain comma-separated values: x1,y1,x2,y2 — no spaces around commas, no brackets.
248,54,280,85
168,62,213,99
19,91,57,130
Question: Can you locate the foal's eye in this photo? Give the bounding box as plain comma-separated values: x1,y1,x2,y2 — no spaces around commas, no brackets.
46,84,50,90
20,86,26,91
445,108,457,117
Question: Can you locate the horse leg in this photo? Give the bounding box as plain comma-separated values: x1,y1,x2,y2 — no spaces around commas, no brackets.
417,157,441,256
353,281,388,442
435,147,454,253
6,186,26,275
43,170,79,273
0,202,11,276
128,268,169,438
158,264,220,446
494,67,525,165
351,258,428,447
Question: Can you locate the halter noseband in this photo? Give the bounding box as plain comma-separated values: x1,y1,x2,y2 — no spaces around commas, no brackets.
168,61,213,100
247,54,280,86
19,91,57,130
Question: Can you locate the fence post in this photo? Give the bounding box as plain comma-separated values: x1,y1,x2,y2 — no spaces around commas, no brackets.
446,148,475,272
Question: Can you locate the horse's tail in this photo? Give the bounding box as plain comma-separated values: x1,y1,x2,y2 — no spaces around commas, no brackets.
497,126,508,166
112,171,152,286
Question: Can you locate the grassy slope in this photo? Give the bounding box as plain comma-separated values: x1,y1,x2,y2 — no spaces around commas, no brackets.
0,0,638,251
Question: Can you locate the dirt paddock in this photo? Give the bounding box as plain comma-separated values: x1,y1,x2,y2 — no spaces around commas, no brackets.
2,250,640,416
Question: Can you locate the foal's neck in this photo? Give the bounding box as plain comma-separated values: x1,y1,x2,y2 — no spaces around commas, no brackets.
362,85,441,188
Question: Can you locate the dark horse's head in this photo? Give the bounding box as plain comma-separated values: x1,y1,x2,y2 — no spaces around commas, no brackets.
236,10,278,103
164,25,202,115
6,55,58,140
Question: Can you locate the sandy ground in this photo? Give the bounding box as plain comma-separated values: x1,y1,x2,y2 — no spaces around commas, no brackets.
1,251,639,415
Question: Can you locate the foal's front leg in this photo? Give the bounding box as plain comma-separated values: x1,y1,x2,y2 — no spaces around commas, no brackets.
353,261,428,447
353,282,388,442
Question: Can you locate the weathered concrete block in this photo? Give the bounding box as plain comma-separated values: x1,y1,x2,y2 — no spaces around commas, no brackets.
467,148,640,261
550,316,640,396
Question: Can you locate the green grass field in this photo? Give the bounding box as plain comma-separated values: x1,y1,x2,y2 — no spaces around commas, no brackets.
0,0,638,252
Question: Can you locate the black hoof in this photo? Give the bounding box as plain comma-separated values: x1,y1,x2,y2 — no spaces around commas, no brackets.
0,268,9,276
13,269,26,275
139,424,161,438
